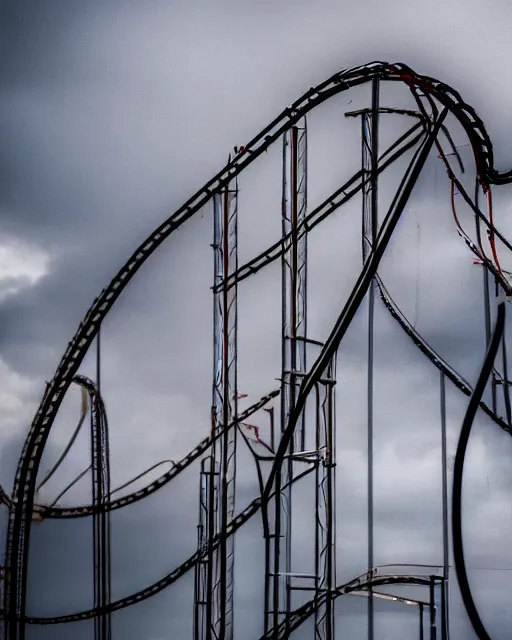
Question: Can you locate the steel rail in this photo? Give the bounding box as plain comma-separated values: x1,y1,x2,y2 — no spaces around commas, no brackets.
16,463,315,624
375,275,512,434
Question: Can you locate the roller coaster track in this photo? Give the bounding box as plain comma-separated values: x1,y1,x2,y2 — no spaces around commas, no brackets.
259,573,443,640
3,61,512,640
2,119,507,523
36,389,279,519
3,274,507,627
2,274,506,524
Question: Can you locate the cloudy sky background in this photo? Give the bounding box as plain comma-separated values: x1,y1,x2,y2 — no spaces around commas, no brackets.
2,1,512,638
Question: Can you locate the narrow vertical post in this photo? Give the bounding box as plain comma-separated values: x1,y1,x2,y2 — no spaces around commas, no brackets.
366,205,376,640
204,441,217,640
440,373,450,640
92,334,99,640
208,181,238,640
326,356,337,639
440,577,447,640
419,603,424,640
91,433,98,640
268,118,308,635
281,120,308,451
429,577,437,640
194,457,218,640
194,460,203,640
362,78,380,640
262,407,274,633
101,389,112,640
314,354,337,640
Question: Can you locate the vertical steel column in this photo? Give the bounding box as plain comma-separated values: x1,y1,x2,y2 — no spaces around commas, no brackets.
282,120,308,452
314,355,337,640
269,119,308,634
440,578,447,640
194,457,219,640
91,332,112,640
208,182,238,640
361,79,380,640
440,373,450,640
262,406,275,634
90,399,100,639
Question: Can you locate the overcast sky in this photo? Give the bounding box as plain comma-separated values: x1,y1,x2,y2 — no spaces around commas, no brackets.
1,1,512,639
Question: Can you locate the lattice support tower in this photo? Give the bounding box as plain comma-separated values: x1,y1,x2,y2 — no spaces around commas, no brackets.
361,80,380,640
195,182,239,640
266,119,308,635
194,456,220,640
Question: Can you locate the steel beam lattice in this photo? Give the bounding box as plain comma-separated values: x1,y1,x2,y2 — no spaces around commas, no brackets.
195,183,239,640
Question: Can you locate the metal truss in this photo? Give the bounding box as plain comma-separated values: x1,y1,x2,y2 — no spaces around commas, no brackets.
195,183,239,640
2,61,512,640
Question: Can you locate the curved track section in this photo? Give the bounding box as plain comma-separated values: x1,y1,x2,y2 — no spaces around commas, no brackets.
10,270,506,627
375,275,512,434
4,61,512,640
34,389,279,519
451,302,506,640
259,574,441,639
